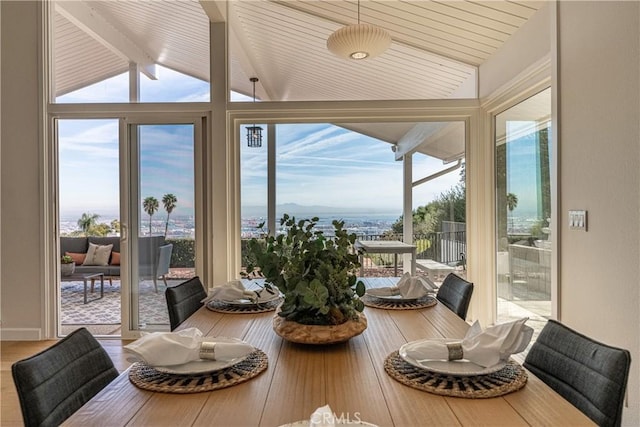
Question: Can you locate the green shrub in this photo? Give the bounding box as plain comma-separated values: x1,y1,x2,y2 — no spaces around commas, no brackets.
167,238,195,268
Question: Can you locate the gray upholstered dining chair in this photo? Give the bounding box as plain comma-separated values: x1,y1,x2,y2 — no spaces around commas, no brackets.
524,319,631,427
435,273,474,320
165,275,207,330
11,327,118,427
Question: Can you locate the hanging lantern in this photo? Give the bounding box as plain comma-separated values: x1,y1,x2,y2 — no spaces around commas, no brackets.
247,77,262,148
246,125,262,148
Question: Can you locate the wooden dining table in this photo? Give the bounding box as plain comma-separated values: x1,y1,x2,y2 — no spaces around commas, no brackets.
64,297,593,426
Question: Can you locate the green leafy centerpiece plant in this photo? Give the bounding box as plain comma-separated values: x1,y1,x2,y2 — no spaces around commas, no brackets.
243,214,367,344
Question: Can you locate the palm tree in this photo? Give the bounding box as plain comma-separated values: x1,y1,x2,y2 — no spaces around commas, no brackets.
506,192,519,231
77,212,99,236
142,196,159,236
162,193,178,237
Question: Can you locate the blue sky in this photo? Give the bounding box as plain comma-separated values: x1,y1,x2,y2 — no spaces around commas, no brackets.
241,123,460,215
58,120,195,220
57,67,462,220
57,66,210,103
505,121,551,218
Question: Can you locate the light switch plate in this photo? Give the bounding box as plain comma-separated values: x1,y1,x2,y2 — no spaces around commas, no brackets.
569,210,587,231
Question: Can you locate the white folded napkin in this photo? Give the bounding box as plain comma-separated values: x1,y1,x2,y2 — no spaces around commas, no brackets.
124,327,254,367
403,317,533,368
202,280,280,303
366,272,437,299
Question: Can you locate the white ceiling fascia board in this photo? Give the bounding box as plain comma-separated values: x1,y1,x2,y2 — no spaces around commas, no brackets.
394,123,442,160
334,122,414,145
55,1,158,80
394,122,450,160
199,0,226,23
228,3,277,101
420,121,466,161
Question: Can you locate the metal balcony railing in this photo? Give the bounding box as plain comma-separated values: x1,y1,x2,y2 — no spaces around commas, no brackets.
240,230,467,271
354,231,466,267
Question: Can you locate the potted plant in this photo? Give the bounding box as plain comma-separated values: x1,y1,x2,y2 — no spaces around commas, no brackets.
244,214,367,344
60,255,75,277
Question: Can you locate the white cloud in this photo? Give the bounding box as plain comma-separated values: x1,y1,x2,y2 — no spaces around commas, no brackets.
239,123,464,212
57,74,465,218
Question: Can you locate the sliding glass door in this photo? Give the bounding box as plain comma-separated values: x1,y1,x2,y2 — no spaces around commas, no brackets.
57,119,121,336
56,118,200,337
495,88,552,328
125,122,198,333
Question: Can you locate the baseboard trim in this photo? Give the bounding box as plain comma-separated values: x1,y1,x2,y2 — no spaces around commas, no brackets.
1,328,43,341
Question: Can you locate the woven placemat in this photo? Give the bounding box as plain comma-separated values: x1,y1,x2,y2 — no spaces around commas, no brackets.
384,351,527,398
206,297,283,313
128,349,268,393
362,294,437,310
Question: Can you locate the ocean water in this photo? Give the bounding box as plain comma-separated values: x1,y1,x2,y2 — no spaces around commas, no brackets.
241,212,399,238
60,213,400,239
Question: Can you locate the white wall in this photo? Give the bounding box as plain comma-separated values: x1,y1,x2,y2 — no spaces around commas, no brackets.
0,1,44,339
558,2,639,425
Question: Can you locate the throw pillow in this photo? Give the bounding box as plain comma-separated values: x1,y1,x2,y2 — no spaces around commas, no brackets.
66,252,86,265
83,243,113,266
110,251,120,266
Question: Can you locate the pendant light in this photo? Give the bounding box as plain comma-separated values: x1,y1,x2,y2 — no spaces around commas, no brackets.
246,77,262,148
327,0,391,60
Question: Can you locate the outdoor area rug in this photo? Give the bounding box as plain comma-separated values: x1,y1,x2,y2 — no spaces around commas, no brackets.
61,280,170,325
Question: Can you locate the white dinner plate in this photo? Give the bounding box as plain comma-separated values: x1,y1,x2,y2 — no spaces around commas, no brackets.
368,293,419,302
219,292,281,306
153,337,251,375
399,339,507,376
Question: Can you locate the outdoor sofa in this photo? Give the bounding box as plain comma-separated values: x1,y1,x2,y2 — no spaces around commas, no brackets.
60,235,173,292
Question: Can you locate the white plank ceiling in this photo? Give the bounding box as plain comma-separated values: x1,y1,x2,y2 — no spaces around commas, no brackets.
53,0,545,101
52,0,546,159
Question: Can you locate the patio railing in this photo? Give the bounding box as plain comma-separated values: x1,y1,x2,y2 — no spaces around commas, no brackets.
355,231,466,267
239,230,467,271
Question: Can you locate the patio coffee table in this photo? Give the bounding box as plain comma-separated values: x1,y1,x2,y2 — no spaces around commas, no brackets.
61,272,105,304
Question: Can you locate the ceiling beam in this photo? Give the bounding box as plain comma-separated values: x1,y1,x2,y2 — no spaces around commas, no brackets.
199,1,226,23
200,1,275,99
55,1,157,80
